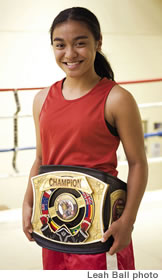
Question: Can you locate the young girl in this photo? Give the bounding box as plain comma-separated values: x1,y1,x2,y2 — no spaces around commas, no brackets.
22,7,148,270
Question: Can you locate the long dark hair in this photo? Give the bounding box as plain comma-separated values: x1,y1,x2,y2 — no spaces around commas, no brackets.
50,7,114,81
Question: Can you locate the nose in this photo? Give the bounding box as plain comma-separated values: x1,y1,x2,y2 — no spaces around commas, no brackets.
65,46,77,60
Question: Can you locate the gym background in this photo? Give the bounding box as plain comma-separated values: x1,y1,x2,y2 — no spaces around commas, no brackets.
0,0,162,270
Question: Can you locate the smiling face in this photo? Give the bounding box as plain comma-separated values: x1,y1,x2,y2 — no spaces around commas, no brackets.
52,20,101,79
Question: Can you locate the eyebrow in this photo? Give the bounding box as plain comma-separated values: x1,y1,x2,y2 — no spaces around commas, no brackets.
53,35,89,42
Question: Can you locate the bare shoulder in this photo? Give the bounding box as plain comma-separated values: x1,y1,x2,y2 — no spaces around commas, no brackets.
109,84,137,106
34,87,50,107
107,85,138,115
105,84,139,127
33,86,50,116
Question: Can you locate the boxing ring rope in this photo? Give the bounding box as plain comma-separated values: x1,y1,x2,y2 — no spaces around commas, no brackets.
0,77,162,178
0,131,161,153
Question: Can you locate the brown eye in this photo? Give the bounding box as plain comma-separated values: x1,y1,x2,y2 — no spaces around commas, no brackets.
76,41,86,47
55,43,65,49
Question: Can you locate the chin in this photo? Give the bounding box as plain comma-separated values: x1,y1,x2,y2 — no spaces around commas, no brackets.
66,72,84,78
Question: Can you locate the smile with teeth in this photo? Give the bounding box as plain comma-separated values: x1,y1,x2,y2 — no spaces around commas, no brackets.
63,61,83,66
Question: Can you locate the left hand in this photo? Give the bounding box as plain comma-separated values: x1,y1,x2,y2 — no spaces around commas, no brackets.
101,218,133,255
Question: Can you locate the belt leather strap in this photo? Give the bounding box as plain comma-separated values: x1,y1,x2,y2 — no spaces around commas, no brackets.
31,165,127,254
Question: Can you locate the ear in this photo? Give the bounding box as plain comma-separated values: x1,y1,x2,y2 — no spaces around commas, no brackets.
96,34,102,51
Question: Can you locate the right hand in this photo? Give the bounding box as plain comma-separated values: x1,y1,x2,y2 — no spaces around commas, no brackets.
22,203,35,241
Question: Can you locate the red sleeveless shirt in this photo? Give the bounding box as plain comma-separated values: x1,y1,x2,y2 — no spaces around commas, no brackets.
39,78,120,176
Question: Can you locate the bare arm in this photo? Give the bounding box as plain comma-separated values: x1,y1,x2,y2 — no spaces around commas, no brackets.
22,87,49,241
102,85,148,254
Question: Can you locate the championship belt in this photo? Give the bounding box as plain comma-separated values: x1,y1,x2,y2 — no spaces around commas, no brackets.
31,165,127,254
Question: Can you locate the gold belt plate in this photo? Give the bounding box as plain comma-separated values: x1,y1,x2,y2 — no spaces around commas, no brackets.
31,170,109,245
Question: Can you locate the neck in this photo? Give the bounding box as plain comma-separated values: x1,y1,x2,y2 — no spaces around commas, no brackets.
62,72,101,100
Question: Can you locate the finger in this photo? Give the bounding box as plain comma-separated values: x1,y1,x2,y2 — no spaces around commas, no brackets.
25,230,35,241
23,223,35,241
108,243,118,255
101,227,113,243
